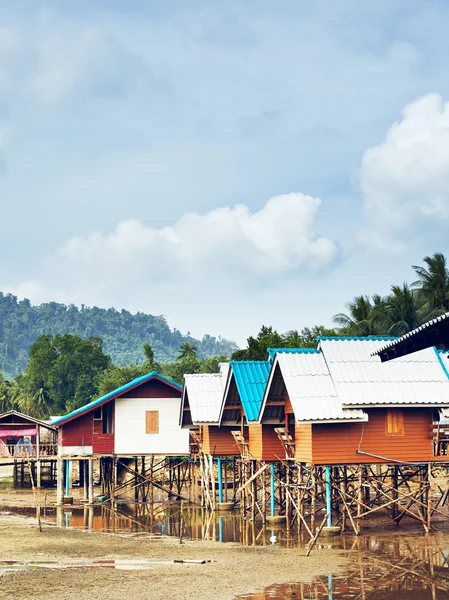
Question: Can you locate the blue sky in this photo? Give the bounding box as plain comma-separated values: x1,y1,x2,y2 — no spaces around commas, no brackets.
2,1,449,344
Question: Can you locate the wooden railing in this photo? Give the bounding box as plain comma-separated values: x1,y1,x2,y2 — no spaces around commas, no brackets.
433,425,449,457
0,444,57,458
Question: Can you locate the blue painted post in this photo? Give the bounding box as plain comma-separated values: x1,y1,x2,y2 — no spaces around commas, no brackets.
219,516,223,543
327,573,333,600
270,464,275,517
325,466,332,527
65,460,69,497
217,457,223,503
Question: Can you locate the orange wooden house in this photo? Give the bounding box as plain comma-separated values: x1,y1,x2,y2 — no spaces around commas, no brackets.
260,339,449,466
181,367,240,456
220,361,285,461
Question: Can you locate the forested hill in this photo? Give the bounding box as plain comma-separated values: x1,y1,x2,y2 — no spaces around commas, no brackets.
0,293,238,376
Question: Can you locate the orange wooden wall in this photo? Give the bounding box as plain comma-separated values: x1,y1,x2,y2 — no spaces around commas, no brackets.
248,423,285,462
294,408,434,465
202,426,241,456
294,423,312,463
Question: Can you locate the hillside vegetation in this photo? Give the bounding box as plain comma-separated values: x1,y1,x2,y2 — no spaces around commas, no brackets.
0,294,237,376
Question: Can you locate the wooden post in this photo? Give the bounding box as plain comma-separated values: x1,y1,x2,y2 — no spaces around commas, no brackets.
134,457,139,502
88,458,94,505
56,458,64,505
392,466,398,523
311,466,316,533
83,461,88,502
36,427,41,488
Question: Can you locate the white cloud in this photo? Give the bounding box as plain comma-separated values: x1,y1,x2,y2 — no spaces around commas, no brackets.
359,93,449,250
6,193,338,306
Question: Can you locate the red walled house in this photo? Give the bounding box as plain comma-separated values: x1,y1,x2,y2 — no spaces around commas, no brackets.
53,371,189,457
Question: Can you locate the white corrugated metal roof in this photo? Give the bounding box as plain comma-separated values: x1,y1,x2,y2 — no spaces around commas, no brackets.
319,339,449,406
275,353,367,422
374,313,449,355
183,373,225,424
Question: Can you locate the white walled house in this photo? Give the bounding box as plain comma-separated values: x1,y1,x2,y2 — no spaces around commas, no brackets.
53,372,189,457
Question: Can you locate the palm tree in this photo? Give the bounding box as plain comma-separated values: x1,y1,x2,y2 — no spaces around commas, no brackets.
31,386,52,419
376,283,438,337
412,253,449,312
0,375,12,413
333,295,384,335
177,342,199,361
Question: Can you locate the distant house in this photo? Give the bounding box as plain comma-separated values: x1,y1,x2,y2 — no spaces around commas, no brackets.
260,339,449,465
180,365,240,456
53,371,189,457
0,410,56,459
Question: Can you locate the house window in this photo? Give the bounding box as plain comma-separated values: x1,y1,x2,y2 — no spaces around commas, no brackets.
93,404,113,434
102,403,113,434
146,411,159,434
386,409,404,436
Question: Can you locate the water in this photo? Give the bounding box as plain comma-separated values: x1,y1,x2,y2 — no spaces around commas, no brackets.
4,503,449,597
236,533,449,599
0,558,189,572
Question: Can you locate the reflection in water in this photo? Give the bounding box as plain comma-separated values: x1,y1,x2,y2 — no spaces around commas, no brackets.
237,535,449,599
4,503,449,597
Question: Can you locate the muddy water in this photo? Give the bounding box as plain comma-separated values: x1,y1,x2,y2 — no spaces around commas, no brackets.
236,533,449,599
3,503,449,597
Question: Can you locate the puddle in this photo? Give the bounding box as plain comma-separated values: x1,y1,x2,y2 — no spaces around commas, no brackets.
236,533,449,598
0,558,181,573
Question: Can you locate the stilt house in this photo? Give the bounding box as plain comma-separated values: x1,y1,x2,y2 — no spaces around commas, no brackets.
260,338,449,465
53,371,189,457
0,411,56,459
376,313,449,361
180,367,240,456
220,361,284,461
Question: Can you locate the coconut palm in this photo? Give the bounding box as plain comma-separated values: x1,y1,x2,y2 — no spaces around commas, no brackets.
412,253,449,312
333,295,385,335
176,342,199,361
0,375,12,413
376,283,438,337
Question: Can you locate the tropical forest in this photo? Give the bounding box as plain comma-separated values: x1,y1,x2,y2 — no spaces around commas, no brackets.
0,253,447,420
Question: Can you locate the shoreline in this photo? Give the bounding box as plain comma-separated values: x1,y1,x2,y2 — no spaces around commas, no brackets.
0,507,348,600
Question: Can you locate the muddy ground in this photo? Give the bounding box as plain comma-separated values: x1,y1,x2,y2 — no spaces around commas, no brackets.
0,491,347,600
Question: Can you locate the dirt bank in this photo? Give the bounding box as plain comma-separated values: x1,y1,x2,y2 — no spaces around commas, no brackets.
0,512,347,600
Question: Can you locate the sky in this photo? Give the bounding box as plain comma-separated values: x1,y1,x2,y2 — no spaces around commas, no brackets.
2,0,449,346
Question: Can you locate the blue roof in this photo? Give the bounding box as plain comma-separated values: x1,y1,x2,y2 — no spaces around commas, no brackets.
51,371,182,426
229,361,271,421
317,336,398,341
266,347,320,361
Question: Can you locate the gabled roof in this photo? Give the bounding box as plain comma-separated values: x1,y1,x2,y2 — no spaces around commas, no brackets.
52,371,182,426
260,353,367,423
181,373,224,425
374,313,449,361
266,347,320,361
318,338,449,407
221,361,271,422
0,410,56,431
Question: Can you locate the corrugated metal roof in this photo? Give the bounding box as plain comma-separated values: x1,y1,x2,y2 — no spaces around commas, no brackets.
374,313,449,356
319,339,449,406
228,361,271,421
266,348,320,361
183,373,224,424
273,353,367,422
52,371,182,426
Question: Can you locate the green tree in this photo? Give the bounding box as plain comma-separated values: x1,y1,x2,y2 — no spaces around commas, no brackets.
97,364,148,396
177,342,199,361
18,334,111,414
412,252,449,312
0,374,13,413
333,295,386,335
377,283,437,337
